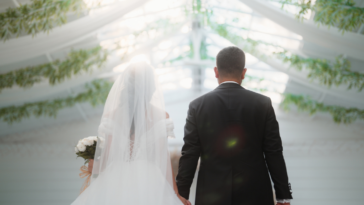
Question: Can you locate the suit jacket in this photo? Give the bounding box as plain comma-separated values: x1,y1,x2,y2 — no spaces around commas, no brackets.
176,83,292,205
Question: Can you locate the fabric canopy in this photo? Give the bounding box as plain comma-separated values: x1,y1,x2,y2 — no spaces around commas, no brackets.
239,0,364,61
0,0,148,66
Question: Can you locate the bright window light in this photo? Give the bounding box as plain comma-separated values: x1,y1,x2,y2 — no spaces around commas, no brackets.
130,54,149,63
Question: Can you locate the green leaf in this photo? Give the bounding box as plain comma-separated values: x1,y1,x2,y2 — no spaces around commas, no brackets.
0,79,113,124
0,46,108,92
281,93,364,124
0,0,88,41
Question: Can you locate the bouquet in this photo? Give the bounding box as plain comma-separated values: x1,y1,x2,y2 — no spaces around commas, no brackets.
75,136,103,193
75,136,98,164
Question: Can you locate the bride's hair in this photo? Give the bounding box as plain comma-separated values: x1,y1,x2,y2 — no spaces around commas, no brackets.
123,62,157,138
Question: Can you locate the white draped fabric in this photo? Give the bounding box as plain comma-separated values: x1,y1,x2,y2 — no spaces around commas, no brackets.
239,0,364,61
238,52,364,105
0,57,122,107
0,0,148,66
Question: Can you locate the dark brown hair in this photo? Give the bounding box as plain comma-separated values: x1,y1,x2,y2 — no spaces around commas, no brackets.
216,46,245,77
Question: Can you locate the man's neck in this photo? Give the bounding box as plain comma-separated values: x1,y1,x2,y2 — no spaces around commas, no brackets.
218,79,242,85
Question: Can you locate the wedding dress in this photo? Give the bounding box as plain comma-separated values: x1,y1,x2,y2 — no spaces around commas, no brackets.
71,62,182,205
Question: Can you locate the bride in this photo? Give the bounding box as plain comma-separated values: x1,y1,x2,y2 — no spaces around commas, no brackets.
71,62,190,205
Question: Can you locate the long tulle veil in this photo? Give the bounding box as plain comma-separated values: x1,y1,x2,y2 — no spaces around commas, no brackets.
71,62,182,205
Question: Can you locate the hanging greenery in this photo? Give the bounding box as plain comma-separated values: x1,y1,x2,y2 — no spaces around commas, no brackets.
164,40,214,65
0,46,108,92
212,23,364,123
162,43,193,65
200,39,215,60
208,23,263,58
281,93,364,124
133,19,183,38
206,21,364,91
182,1,364,124
279,0,364,33
0,79,112,124
276,51,364,91
0,0,86,41
207,21,364,123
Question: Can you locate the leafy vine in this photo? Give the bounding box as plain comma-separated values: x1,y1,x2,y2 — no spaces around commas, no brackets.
279,0,364,33
206,14,364,123
276,51,364,91
281,93,364,124
0,46,108,92
0,79,112,124
0,0,88,41
207,21,364,91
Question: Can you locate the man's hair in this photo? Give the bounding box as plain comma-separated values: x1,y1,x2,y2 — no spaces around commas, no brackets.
216,46,245,78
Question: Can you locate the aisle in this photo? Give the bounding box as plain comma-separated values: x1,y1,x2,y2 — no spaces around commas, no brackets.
1,99,364,205
284,155,364,205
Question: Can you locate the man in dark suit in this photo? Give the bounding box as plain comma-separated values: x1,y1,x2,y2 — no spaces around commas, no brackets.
176,46,293,205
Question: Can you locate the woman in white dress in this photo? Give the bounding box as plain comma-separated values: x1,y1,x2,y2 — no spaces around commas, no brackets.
71,62,190,205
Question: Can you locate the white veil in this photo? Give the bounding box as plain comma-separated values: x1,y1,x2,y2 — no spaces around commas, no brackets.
71,62,182,205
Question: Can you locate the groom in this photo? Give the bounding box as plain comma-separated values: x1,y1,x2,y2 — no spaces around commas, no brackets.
176,46,293,205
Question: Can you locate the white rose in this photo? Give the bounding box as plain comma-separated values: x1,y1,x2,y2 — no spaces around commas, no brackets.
88,136,97,142
75,147,79,153
76,140,82,147
77,143,86,152
81,138,94,146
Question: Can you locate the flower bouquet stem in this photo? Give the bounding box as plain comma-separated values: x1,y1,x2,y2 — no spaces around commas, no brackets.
88,159,94,173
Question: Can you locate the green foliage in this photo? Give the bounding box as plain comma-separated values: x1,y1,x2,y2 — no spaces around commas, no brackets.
0,46,108,92
208,18,364,123
0,0,87,41
200,40,215,60
208,22,263,58
161,42,193,65
243,75,268,92
133,18,184,40
280,0,364,33
276,51,364,91
0,79,112,124
208,22,364,92
166,40,214,64
184,0,211,17
178,1,364,124
281,93,364,123
209,23,243,45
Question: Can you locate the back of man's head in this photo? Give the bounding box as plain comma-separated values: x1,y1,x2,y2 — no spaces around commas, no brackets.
216,46,245,78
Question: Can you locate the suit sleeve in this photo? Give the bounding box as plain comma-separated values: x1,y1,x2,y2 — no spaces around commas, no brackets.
176,103,201,199
263,98,293,199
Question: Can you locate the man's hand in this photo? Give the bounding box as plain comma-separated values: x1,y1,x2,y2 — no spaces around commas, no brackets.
177,194,191,205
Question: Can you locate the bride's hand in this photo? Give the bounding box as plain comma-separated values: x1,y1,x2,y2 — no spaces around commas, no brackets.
177,194,191,205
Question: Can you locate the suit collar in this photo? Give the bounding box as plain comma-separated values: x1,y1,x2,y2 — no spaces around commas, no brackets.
215,82,244,90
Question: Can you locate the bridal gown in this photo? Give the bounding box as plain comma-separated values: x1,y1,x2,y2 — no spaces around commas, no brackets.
70,61,183,205
71,119,183,205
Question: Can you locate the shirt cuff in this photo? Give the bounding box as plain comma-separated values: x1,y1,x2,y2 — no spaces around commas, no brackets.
276,199,291,203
